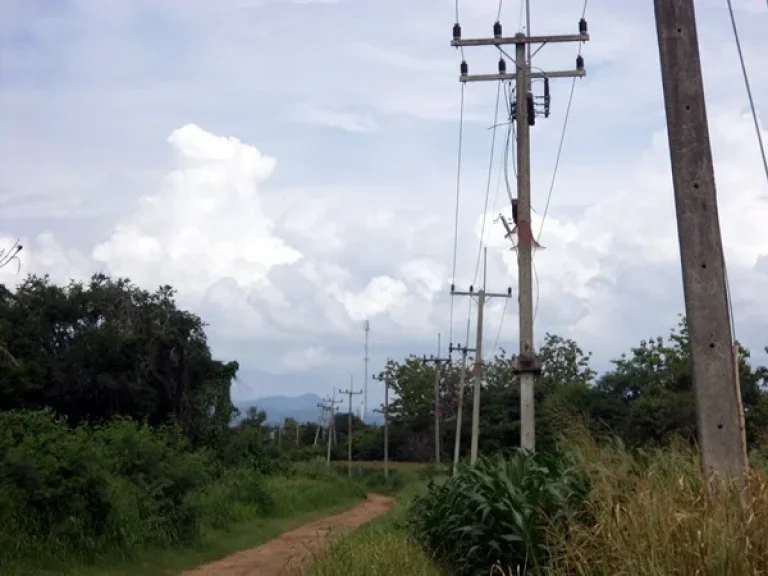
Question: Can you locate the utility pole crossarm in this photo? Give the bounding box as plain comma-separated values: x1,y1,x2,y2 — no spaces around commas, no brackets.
451,288,513,300
461,69,585,83
452,32,589,48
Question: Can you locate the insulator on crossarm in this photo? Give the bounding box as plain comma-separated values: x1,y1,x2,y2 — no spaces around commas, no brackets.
450,283,455,293
507,287,512,296
579,18,588,35
527,92,535,126
576,55,584,71
453,23,462,41
460,60,468,76
498,58,506,75
469,285,474,293
494,21,502,39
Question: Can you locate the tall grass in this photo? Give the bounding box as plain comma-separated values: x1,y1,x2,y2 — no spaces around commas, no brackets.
309,483,441,576
544,429,768,575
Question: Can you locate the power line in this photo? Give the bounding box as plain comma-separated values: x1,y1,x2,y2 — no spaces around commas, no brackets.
449,84,466,352
535,0,588,247
725,0,768,186
530,0,589,327
489,298,509,358
473,81,505,285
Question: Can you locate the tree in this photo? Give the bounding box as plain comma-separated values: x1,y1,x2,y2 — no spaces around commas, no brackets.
0,274,239,449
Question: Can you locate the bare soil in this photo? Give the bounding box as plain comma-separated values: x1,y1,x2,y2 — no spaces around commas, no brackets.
179,493,395,576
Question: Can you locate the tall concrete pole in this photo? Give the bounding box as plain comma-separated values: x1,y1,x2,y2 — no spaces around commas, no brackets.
450,343,473,474
515,35,537,452
452,2,589,456
470,291,485,464
434,333,442,465
653,0,747,485
340,380,362,478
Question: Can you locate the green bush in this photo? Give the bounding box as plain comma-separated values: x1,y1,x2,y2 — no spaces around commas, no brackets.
196,467,275,529
408,451,586,575
0,410,216,561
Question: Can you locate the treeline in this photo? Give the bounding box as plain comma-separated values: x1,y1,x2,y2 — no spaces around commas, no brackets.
275,321,768,463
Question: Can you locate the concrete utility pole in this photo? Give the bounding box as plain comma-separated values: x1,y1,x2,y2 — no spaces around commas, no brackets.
452,15,589,452
363,320,370,423
318,396,342,468
340,380,363,478
373,367,390,480
423,334,450,466
653,0,747,485
448,341,474,474
451,285,512,464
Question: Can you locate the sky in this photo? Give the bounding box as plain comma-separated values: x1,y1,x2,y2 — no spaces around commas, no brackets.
1,0,767,415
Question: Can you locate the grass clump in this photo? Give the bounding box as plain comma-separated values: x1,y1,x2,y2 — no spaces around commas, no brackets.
309,483,441,576
544,431,768,575
408,451,586,575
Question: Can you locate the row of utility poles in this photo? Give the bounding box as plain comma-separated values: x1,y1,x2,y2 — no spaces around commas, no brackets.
437,0,747,485
304,0,748,486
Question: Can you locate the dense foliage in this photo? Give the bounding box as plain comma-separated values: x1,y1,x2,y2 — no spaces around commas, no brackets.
409,452,586,575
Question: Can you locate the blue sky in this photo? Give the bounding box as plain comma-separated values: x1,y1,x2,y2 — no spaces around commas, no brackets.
1,0,767,416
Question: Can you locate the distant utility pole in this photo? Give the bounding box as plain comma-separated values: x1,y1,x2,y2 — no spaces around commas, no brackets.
318,396,342,468
340,379,363,477
363,320,370,423
423,334,450,466
653,0,747,484
448,340,474,474
451,249,512,464
452,13,589,452
373,366,390,480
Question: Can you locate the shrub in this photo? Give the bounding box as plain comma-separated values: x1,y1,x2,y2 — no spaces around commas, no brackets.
195,467,276,529
0,410,217,561
408,451,586,575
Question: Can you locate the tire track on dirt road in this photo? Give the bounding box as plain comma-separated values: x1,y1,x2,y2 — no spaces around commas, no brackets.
179,493,395,576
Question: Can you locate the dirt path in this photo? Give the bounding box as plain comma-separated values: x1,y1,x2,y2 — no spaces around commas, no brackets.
179,493,395,576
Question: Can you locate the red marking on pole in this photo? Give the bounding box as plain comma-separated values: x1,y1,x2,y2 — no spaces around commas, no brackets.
516,220,542,249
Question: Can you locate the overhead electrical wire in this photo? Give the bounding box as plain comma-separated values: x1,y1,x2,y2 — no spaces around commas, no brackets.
531,0,588,325
449,83,466,353
722,0,767,346
473,81,504,285
725,0,768,186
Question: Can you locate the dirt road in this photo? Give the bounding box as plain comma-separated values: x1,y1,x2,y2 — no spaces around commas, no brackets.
179,493,395,576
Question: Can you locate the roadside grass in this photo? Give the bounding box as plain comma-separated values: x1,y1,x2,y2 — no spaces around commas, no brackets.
543,430,768,576
308,482,442,576
1,474,366,576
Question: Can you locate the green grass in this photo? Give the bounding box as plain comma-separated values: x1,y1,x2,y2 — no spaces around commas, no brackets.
1,475,365,576
307,483,442,576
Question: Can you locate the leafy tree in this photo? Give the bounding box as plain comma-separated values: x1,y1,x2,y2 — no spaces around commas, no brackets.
0,274,238,448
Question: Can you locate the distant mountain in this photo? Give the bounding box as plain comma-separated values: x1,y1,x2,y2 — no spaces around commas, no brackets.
234,393,383,425
234,393,324,425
